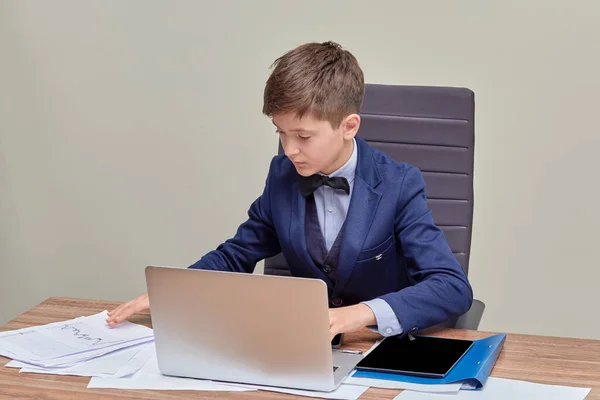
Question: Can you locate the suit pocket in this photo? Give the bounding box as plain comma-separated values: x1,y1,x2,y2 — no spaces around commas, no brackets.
356,234,395,263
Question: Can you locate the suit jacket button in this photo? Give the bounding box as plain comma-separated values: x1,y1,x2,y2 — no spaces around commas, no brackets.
323,264,332,273
332,297,343,307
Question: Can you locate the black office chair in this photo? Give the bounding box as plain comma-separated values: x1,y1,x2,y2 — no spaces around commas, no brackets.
264,84,485,330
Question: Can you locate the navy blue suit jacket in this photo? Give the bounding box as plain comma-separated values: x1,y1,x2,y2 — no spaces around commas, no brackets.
190,137,473,335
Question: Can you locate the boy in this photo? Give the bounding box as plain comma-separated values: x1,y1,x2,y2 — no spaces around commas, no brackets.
107,41,473,340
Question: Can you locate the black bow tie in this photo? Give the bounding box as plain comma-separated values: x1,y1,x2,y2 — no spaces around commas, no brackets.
298,174,350,197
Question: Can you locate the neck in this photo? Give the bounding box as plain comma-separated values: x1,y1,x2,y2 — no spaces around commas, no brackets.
321,139,354,175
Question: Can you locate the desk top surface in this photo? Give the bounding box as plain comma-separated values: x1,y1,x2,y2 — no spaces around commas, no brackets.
1,297,599,399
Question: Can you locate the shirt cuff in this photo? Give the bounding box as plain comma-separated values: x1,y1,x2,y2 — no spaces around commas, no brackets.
361,298,403,337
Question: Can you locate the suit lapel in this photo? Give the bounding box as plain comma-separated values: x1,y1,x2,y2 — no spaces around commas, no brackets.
334,138,382,295
335,177,381,294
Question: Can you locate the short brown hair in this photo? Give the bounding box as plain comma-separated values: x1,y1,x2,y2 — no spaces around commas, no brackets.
262,41,364,128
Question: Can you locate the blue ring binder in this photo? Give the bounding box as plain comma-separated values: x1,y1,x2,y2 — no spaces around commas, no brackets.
352,333,506,389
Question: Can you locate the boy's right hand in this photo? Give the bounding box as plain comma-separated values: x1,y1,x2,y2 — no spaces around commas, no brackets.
106,294,149,327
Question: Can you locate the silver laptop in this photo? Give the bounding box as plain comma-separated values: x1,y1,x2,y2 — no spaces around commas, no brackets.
145,266,362,392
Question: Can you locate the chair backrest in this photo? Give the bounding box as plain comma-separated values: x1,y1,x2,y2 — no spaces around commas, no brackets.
263,84,475,277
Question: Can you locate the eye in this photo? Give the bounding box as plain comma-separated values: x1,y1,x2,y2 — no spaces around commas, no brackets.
299,136,311,140
275,129,285,136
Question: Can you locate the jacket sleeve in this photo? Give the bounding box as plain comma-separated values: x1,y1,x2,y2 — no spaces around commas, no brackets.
379,166,473,335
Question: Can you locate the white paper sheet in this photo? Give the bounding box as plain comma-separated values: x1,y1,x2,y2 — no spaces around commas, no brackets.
7,341,153,378
87,353,254,392
0,311,153,368
0,317,86,338
393,377,591,400
37,337,153,368
226,382,370,399
344,375,461,393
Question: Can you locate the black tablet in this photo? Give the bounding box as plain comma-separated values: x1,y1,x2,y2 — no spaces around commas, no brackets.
355,335,474,378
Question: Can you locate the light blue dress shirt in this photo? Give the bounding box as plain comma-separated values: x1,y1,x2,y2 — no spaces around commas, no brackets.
314,138,403,337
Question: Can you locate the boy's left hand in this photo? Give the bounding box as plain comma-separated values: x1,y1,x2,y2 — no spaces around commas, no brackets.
329,304,376,340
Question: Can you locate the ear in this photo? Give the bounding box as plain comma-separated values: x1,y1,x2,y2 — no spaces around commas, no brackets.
341,114,361,140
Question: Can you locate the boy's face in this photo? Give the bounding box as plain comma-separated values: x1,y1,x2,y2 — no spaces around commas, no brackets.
272,112,360,177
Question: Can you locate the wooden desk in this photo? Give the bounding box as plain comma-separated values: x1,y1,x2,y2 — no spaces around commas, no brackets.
1,297,599,399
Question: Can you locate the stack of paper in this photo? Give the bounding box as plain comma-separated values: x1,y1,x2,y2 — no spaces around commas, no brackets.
0,311,154,378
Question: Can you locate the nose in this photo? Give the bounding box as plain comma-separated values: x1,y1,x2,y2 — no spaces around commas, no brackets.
283,141,299,158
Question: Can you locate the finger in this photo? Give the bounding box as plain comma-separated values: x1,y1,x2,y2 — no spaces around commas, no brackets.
107,312,128,327
110,295,144,317
111,298,137,315
107,304,126,319
330,322,341,341
328,309,337,327
106,305,126,323
330,328,339,341
107,301,132,319
107,295,150,327
106,302,135,326
110,296,149,322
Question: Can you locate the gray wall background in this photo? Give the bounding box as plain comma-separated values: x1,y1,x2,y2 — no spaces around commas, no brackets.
1,1,599,339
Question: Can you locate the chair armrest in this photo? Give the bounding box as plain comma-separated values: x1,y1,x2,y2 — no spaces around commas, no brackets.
454,299,486,330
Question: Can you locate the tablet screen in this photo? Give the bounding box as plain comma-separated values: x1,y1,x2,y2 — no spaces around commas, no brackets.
356,335,474,378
